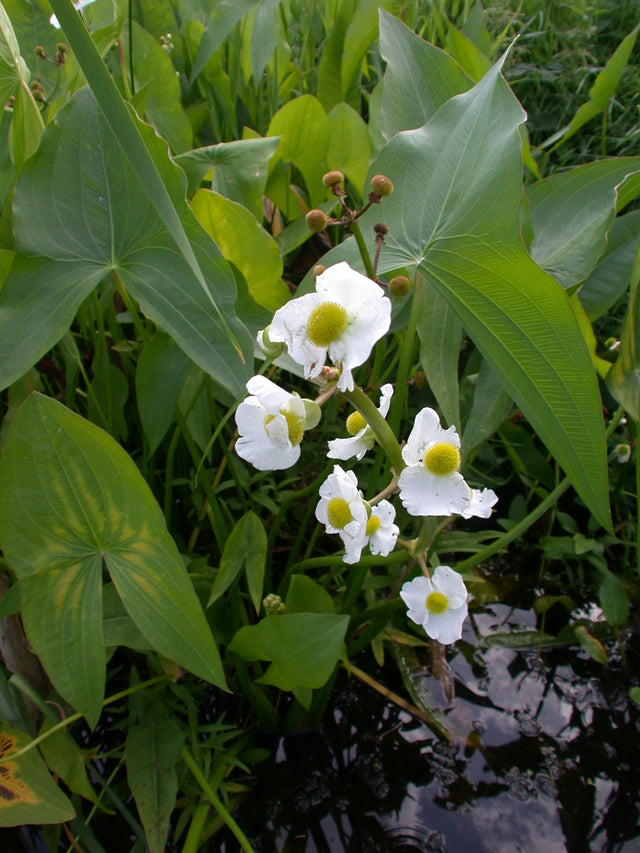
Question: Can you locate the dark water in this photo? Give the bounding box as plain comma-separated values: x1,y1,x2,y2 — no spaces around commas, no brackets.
217,601,640,853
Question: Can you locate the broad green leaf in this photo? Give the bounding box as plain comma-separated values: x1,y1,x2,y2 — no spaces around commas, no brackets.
461,360,513,463
0,726,75,826
445,23,492,82
48,0,243,361
379,8,472,140
607,238,640,419
248,0,281,81
87,362,129,441
126,704,183,853
102,583,151,651
340,0,404,101
569,294,612,380
527,158,640,289
39,721,100,805
0,394,227,725
418,277,462,428
0,87,252,395
579,210,640,320
327,102,371,194
267,95,330,207
544,23,640,150
192,189,289,311
228,613,349,691
136,333,193,455
351,55,610,530
208,511,266,614
8,78,44,172
0,1,29,106
190,0,260,82
122,21,192,153
284,575,335,614
175,137,279,214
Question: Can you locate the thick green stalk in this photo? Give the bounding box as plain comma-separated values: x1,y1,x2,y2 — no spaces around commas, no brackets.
350,220,376,279
387,271,422,436
344,385,405,475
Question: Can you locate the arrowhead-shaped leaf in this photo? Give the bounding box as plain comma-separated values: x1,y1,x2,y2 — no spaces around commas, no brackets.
0,86,252,395
0,394,227,726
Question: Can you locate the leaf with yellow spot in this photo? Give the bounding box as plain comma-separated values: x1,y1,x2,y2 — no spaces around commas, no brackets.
0,394,227,728
0,728,74,827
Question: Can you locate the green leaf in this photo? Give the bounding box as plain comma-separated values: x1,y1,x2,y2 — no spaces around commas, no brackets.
0,1,29,106
527,158,640,289
607,237,640,419
136,334,193,455
355,54,610,530
191,189,289,311
48,0,243,361
126,704,184,853
461,360,513,462
445,22,492,82
0,394,227,725
573,624,608,664
190,0,260,82
228,613,349,691
379,8,472,140
316,0,357,111
267,95,330,207
284,575,335,614
418,276,462,428
340,0,404,102
38,721,100,805
544,23,640,150
580,210,640,320
175,137,279,214
0,87,252,395
102,584,151,652
0,725,75,826
599,571,629,627
8,79,44,172
327,102,371,195
208,512,266,614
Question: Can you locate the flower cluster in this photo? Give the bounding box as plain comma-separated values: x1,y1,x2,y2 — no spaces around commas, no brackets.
233,260,498,644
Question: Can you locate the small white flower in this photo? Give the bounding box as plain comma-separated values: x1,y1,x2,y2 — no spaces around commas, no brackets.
235,376,315,471
613,443,631,464
328,384,394,461
268,262,391,392
50,0,96,28
365,499,399,557
400,566,468,644
316,465,368,564
398,408,497,519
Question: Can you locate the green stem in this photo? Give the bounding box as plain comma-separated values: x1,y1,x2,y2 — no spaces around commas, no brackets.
350,220,376,279
181,748,255,853
387,270,422,436
344,385,405,475
7,674,169,761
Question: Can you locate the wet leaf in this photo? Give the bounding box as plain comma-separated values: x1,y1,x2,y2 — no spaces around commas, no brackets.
599,572,629,627
574,624,608,664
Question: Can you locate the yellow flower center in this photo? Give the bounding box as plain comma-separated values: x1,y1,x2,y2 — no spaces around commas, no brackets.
366,515,381,536
346,411,367,435
425,591,449,614
306,302,349,347
326,496,353,530
423,442,461,476
264,409,305,446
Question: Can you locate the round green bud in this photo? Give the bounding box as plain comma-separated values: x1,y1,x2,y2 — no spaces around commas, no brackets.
389,275,412,298
56,43,67,53
306,209,328,232
322,170,344,188
263,594,285,615
257,326,286,358
413,369,428,390
371,174,394,197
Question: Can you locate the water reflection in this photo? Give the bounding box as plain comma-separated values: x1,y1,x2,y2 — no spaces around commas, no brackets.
217,602,640,852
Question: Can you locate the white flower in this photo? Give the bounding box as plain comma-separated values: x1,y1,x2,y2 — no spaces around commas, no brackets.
268,262,391,392
397,408,497,518
365,500,399,557
328,384,394,461
400,567,468,644
235,376,317,470
50,0,96,28
316,465,368,564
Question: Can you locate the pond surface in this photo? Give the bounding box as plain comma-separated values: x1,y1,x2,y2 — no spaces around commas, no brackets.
216,600,640,853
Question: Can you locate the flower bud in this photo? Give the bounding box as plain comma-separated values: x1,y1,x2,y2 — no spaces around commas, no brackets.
614,443,631,463
389,275,412,297
257,326,286,358
56,43,67,53
35,45,46,58
306,209,328,232
312,264,326,281
263,593,285,615
413,369,428,390
322,170,344,188
371,174,394,196
374,222,389,237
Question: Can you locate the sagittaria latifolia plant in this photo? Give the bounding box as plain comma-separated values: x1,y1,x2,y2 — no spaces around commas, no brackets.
0,0,638,847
